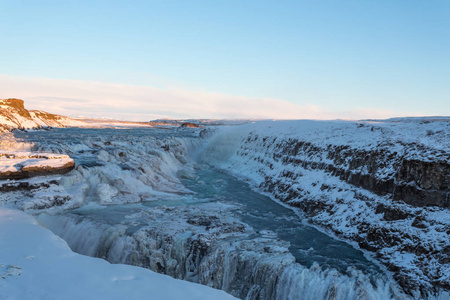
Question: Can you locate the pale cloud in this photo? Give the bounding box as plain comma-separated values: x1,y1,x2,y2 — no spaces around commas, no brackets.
0,74,396,121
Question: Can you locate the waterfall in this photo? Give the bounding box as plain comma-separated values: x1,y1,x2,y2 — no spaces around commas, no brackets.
38,211,407,300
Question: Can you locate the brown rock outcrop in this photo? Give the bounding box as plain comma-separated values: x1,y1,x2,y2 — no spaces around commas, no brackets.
1,98,32,118
0,98,86,131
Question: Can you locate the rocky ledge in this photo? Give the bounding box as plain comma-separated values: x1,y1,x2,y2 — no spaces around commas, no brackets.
0,151,74,180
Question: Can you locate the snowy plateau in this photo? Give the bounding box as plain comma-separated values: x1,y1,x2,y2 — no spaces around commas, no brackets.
0,100,449,300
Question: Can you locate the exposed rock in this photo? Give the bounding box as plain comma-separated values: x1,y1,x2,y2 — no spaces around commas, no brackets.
394,159,450,207
180,122,200,128
0,98,86,131
411,216,428,229
375,204,411,221
277,138,450,209
1,99,31,118
0,151,75,180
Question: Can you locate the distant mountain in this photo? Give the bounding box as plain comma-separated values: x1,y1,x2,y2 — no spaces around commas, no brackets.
0,98,86,132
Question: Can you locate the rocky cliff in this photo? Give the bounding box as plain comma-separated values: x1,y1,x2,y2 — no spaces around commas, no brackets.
0,98,86,132
206,119,450,295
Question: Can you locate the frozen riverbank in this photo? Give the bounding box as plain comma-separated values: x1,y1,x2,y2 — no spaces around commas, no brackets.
0,207,236,300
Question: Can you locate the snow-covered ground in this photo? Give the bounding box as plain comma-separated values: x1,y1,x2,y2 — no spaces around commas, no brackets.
29,110,87,128
0,207,236,300
203,118,450,157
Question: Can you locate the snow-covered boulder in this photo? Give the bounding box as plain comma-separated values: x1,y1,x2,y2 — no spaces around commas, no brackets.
0,151,75,180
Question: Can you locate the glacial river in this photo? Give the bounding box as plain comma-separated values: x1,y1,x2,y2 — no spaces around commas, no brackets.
15,127,404,299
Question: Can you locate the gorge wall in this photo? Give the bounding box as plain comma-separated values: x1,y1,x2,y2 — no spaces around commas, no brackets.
205,119,450,295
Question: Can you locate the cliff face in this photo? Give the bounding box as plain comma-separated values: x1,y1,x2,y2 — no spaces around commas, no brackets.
0,99,31,118
206,119,450,295
0,99,37,132
276,139,450,208
0,98,85,132
394,159,450,207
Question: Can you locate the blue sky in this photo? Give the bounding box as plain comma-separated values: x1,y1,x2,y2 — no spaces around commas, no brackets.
0,1,449,119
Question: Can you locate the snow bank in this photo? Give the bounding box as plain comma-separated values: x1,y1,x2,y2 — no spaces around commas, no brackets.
0,207,236,300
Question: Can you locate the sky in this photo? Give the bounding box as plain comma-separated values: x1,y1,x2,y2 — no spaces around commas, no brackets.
0,1,449,120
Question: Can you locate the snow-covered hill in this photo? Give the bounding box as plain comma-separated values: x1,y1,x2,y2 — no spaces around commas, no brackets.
0,98,86,132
